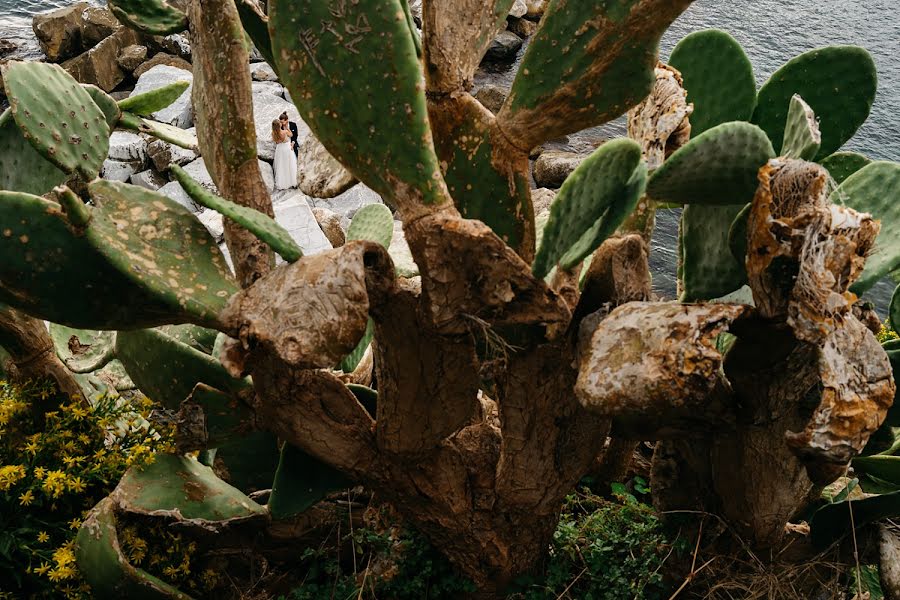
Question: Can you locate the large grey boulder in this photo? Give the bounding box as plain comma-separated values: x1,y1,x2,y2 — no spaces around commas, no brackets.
130,65,194,128
297,134,358,198
474,84,508,114
32,2,89,63
130,169,167,191
196,209,225,243
80,6,119,48
107,131,148,163
157,181,200,212
117,44,148,72
101,159,143,183
250,62,278,82
147,138,198,173
311,207,346,248
272,191,333,258
533,150,587,188
253,89,307,161
509,0,528,18
252,81,285,98
312,184,383,219
133,52,191,78
182,157,275,194
389,220,419,278
482,31,522,64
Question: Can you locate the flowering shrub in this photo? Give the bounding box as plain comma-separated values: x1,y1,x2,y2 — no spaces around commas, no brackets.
0,380,173,599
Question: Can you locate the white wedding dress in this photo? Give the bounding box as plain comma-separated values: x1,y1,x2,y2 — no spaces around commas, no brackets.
273,135,297,190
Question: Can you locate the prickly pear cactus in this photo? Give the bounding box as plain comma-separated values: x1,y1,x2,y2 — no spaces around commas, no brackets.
668,29,757,137
347,203,395,250
752,46,876,160
781,95,821,160
0,108,66,195
118,81,191,117
268,443,352,520
81,84,122,129
107,0,188,35
680,204,747,301
820,151,872,184
2,61,109,180
170,164,303,263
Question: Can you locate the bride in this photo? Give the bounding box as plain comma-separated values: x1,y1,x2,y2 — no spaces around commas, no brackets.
272,119,297,190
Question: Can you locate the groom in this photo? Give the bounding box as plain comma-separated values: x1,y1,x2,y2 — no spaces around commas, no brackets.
279,112,299,157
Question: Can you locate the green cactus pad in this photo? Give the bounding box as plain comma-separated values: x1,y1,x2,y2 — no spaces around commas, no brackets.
236,0,278,77
348,383,378,418
646,122,775,206
558,162,648,271
49,324,116,373
753,46,877,161
829,162,900,293
108,0,188,35
891,285,900,335
0,191,179,329
118,81,191,117
339,318,373,373
852,455,900,486
119,111,199,152
667,29,757,137
268,443,352,521
81,84,122,130
781,95,821,160
214,432,282,493
0,108,66,195
680,204,748,302
727,203,752,265
532,139,644,278
268,0,450,210
2,61,109,180
75,498,195,600
430,95,533,258
170,164,303,262
810,490,900,547
499,1,692,149
87,180,239,326
820,151,872,185
347,203,395,249
116,327,251,410
185,383,255,447
161,323,219,354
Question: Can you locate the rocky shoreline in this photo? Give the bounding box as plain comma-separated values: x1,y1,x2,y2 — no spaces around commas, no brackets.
0,0,610,283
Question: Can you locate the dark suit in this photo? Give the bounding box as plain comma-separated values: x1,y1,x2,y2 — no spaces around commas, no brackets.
287,121,299,157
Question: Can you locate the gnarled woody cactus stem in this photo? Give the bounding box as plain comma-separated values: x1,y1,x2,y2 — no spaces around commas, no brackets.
188,0,274,289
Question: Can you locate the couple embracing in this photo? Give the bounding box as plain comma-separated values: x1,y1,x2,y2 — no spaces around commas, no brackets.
272,111,299,190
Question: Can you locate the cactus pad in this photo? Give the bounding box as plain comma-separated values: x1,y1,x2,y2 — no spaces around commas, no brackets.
727,203,752,265
268,0,450,211
830,161,900,293
2,61,109,179
781,95,821,160
170,164,303,262
820,151,872,184
119,111,199,152
0,191,177,329
347,203,395,249
81,84,122,130
107,0,188,35
116,327,251,410
667,29,757,137
532,138,644,278
0,108,66,195
161,323,219,354
87,180,239,327
267,443,352,520
647,122,775,206
891,285,900,335
49,324,116,373
339,318,373,373
499,0,692,150
236,0,278,75
680,204,748,302
753,46,876,160
214,433,282,493
118,81,191,117
185,383,255,448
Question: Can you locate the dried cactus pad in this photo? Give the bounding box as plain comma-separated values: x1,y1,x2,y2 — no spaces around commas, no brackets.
753,46,876,161
667,29,757,137
269,0,450,211
108,0,188,35
532,138,644,278
647,121,775,206
499,0,692,150
75,498,195,600
820,151,871,185
87,179,239,328
0,191,175,329
347,203,395,249
830,162,900,293
171,164,303,263
0,108,66,195
2,61,109,180
118,80,190,117
781,95,821,160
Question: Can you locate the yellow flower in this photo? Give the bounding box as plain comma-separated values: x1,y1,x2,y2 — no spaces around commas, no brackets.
33,466,46,480
23,440,39,454
37,531,50,543
68,477,86,494
33,562,51,575
68,518,82,530
0,464,26,491
18,490,34,506
41,470,67,498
